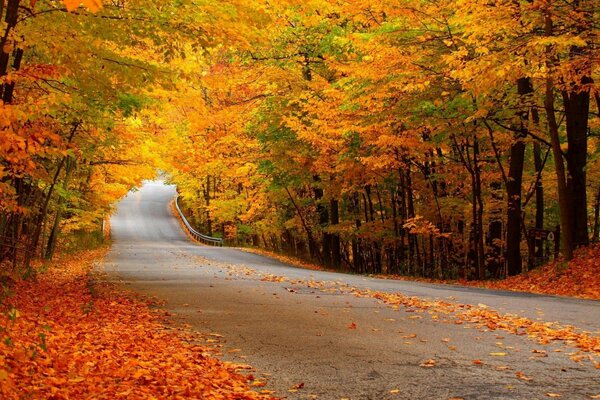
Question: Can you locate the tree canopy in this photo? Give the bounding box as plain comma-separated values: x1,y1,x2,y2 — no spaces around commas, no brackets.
1,0,598,279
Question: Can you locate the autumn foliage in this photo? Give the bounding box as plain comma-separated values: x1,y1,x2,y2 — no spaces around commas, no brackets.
161,0,599,282
1,0,599,285
0,249,274,399
462,244,600,300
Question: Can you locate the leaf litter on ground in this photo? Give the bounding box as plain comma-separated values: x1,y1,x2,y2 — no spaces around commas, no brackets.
0,248,277,399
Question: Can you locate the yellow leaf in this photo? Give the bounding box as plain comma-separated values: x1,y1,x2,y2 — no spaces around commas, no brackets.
490,352,507,356
419,359,436,368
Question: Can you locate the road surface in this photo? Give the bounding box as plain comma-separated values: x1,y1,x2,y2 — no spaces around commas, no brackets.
103,180,600,399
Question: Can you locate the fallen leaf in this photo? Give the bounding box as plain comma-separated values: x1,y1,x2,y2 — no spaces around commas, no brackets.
531,349,548,357
515,371,532,381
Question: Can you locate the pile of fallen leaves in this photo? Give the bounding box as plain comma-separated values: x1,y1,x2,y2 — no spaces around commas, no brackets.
0,248,275,399
461,244,600,300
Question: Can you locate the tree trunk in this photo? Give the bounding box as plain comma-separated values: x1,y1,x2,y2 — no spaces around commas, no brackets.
314,184,331,266
506,77,531,276
405,167,417,275
473,136,485,280
593,187,600,242
0,0,21,79
284,186,320,262
544,11,574,260
45,157,75,260
533,141,545,258
330,198,341,268
487,181,503,277
563,85,590,248
562,0,592,249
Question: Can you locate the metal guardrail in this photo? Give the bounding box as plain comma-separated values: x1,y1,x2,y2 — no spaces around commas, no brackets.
174,195,224,246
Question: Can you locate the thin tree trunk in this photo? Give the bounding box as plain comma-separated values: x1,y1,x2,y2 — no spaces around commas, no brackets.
330,198,341,268
26,122,80,265
473,136,485,280
544,11,574,260
45,157,75,260
284,186,320,262
593,187,600,242
533,141,545,258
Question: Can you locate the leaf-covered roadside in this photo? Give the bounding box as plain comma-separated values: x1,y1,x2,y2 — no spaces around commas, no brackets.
244,243,600,301
457,245,600,300
0,249,275,399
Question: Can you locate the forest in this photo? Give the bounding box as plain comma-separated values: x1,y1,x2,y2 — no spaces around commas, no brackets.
0,0,598,281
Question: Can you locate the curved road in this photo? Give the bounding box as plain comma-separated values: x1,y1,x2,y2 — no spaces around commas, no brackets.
103,181,600,399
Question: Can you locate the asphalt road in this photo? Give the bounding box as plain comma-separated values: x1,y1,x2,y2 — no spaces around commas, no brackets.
103,180,600,400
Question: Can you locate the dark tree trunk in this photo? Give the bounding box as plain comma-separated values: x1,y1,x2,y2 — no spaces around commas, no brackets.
593,187,600,243
45,157,75,260
544,13,574,260
2,47,22,103
563,84,590,248
0,0,21,78
204,175,213,235
473,136,485,280
351,192,364,273
487,181,503,277
533,141,545,258
505,137,525,276
404,167,417,275
313,184,332,266
506,77,532,276
562,0,592,249
330,198,341,268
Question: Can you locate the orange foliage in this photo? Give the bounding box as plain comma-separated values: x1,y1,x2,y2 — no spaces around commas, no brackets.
460,245,600,300
0,250,275,399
